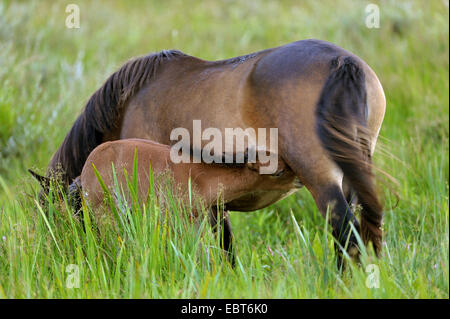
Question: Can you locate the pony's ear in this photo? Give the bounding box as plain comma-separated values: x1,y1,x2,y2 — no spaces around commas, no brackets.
28,169,50,191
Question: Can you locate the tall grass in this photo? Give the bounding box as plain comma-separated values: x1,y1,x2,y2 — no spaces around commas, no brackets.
0,0,448,298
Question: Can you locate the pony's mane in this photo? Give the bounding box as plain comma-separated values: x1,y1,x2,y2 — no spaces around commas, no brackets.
48,49,186,184
218,52,258,65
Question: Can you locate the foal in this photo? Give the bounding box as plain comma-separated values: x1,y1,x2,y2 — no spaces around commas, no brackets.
69,138,300,262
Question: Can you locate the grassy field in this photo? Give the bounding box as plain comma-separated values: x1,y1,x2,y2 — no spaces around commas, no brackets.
0,0,448,298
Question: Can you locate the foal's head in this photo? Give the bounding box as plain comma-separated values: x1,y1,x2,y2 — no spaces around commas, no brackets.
244,147,301,191
215,148,301,212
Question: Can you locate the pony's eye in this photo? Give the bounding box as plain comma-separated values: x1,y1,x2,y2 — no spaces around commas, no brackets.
273,169,285,177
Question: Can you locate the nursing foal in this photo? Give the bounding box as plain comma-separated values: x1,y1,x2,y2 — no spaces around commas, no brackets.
70,138,299,262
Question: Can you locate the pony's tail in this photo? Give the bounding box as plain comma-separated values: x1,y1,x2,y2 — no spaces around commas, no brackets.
47,50,185,186
316,56,383,256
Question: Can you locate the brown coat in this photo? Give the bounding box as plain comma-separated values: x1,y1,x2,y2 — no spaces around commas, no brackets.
78,138,300,213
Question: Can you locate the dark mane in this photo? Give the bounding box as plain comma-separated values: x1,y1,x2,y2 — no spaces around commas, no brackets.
220,53,258,65
47,49,186,184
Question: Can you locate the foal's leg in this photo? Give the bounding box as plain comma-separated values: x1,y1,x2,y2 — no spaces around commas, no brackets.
209,207,235,266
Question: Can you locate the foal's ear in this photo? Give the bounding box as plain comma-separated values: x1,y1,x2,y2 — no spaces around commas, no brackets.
28,169,50,191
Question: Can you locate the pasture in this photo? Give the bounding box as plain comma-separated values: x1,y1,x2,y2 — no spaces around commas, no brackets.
0,0,448,298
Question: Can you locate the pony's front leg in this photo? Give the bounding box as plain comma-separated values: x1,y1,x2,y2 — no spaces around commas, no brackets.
209,207,235,266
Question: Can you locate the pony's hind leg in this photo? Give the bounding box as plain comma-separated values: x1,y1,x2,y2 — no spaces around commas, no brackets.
343,175,358,207
308,183,361,267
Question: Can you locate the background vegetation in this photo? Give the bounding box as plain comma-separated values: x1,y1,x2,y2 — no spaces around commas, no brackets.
0,0,448,298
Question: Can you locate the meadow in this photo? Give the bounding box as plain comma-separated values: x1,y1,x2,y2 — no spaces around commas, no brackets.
0,0,448,298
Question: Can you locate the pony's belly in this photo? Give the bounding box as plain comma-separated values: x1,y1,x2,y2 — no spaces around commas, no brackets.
225,188,301,212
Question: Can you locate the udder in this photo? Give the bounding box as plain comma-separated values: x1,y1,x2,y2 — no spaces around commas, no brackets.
224,165,303,212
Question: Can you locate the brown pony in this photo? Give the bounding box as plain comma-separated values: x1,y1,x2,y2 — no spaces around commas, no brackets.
44,39,386,260
64,138,299,262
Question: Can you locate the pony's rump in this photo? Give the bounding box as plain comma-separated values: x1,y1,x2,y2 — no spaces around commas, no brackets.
316,56,383,255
